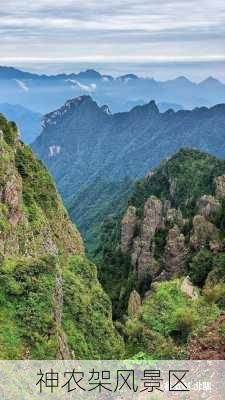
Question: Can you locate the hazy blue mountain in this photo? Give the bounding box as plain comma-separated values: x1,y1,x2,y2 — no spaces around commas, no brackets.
0,66,225,113
0,66,39,80
157,102,183,112
0,103,42,143
32,96,225,248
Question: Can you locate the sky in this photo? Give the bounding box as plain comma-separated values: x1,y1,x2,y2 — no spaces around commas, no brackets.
0,0,225,80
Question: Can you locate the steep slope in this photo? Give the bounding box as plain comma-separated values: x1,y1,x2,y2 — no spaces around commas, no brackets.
96,149,225,358
0,104,42,143
68,176,135,252
0,114,124,359
32,96,225,250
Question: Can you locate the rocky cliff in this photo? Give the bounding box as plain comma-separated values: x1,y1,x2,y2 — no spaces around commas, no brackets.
119,149,225,285
32,97,225,251
0,114,124,359
96,148,225,359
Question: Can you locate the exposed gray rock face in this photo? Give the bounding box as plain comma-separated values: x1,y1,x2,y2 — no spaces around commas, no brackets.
169,178,177,198
128,290,142,318
215,175,225,198
0,164,24,256
166,207,184,227
197,195,221,218
3,173,23,228
122,197,189,281
121,206,138,253
0,131,84,258
180,277,198,299
142,196,164,242
54,271,71,359
163,225,188,275
190,215,221,251
1,165,59,257
131,196,163,278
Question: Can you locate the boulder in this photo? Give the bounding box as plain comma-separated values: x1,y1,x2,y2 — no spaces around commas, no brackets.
180,276,198,299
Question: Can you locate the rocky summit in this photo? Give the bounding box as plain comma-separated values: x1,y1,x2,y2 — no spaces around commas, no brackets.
32,96,225,250
0,113,124,359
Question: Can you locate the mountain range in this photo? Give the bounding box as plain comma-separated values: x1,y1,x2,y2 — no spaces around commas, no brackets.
0,66,225,114
1,104,225,360
32,95,225,249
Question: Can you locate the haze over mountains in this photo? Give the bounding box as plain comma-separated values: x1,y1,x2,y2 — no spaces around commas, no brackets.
32,95,225,247
0,103,42,143
0,66,225,115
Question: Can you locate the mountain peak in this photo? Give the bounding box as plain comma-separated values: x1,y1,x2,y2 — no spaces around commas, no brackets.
174,76,192,84
148,100,159,113
200,76,221,86
131,100,159,115
101,105,112,115
65,95,94,106
0,65,36,80
77,69,102,80
42,96,97,128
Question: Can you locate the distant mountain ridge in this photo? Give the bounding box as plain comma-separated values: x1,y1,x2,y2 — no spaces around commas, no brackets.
32,96,225,248
0,66,224,113
0,103,42,143
0,65,223,84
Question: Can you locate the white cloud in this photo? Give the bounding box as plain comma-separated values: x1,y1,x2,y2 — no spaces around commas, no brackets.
0,0,224,79
14,79,29,92
66,79,96,92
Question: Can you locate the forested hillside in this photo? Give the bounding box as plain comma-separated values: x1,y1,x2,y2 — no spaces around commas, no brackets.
95,149,225,359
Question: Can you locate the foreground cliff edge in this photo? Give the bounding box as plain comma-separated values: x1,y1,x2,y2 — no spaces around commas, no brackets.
0,114,124,359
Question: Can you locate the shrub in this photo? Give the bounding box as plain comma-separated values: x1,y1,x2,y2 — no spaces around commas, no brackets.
171,309,196,343
203,283,225,309
126,279,220,359
189,250,214,287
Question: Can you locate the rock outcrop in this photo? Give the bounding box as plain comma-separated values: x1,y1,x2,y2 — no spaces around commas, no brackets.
121,196,189,280
128,290,142,318
131,196,163,278
180,276,198,299
215,175,225,198
163,225,188,275
166,207,184,227
0,121,84,259
197,195,221,218
121,206,138,253
190,215,221,251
